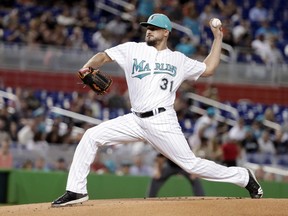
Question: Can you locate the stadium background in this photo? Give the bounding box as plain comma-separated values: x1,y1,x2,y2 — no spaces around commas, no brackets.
0,0,288,206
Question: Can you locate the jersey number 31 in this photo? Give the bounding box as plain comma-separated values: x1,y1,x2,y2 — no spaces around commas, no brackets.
160,78,174,92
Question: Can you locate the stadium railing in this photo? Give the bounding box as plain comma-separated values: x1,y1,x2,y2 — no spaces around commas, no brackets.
0,42,287,86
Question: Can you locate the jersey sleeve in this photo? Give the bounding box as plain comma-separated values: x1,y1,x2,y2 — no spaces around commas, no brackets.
105,42,133,66
183,55,206,81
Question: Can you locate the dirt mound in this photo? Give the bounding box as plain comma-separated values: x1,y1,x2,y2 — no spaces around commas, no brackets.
1,197,287,216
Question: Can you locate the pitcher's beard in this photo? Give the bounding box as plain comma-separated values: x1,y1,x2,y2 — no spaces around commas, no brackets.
146,38,157,46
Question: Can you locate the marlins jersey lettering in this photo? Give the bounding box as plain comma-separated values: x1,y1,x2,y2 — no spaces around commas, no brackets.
105,42,206,112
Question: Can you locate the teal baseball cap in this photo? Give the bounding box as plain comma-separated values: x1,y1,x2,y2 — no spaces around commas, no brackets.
140,13,172,32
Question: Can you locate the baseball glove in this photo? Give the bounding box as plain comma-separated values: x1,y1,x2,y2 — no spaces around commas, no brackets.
78,67,112,95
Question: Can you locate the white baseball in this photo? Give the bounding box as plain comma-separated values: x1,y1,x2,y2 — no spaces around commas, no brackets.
211,18,222,28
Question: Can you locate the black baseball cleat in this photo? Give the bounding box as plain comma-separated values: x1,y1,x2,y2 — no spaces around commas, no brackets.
51,191,89,207
245,169,263,199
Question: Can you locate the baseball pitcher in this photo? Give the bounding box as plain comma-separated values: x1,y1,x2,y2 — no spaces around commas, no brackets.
52,13,263,207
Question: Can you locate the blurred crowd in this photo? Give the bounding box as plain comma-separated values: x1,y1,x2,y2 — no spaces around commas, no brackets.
0,0,287,64
0,82,287,182
0,0,288,181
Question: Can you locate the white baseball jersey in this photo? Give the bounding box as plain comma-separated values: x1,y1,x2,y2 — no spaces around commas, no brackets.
105,42,205,112
66,42,250,195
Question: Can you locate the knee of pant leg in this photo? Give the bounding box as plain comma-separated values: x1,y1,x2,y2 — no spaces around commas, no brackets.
81,127,102,147
85,127,95,136
81,127,93,139
177,157,201,174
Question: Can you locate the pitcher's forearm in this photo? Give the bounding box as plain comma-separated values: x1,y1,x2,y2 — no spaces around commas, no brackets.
82,52,112,69
202,37,223,77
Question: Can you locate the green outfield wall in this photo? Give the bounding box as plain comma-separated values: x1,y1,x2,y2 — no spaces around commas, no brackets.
0,170,287,204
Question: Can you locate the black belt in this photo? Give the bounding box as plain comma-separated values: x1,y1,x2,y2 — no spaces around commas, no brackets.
133,107,166,118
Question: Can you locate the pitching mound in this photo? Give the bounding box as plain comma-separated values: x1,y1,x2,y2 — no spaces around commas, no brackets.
1,197,287,216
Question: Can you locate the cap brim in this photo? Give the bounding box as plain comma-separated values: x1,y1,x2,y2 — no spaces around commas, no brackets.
140,22,149,27
140,22,164,29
